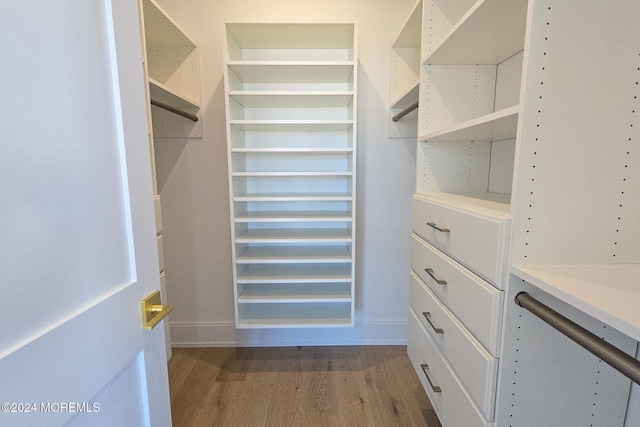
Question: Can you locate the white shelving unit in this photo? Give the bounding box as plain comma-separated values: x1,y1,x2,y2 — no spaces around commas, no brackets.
224,23,357,328
389,0,422,137
401,0,640,425
142,0,202,138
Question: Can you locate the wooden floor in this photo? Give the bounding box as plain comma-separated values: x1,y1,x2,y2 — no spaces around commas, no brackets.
168,346,441,427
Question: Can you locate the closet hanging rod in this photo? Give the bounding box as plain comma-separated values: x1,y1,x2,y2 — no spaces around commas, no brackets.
150,98,198,122
392,101,418,122
515,292,640,385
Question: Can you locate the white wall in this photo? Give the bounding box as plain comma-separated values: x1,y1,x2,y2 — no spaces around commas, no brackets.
153,0,418,346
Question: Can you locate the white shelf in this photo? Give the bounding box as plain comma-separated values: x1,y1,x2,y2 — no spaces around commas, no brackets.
237,303,353,328
230,120,353,132
228,91,353,107
233,192,353,202
238,283,351,303
422,0,528,65
390,79,420,110
235,210,352,223
236,228,352,244
237,245,352,264
228,61,354,83
232,172,353,177
149,78,200,110
237,263,352,284
419,105,519,142
232,148,353,154
511,264,640,343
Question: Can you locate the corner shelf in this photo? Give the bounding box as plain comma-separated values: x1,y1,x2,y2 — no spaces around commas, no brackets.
389,0,423,137
142,0,202,137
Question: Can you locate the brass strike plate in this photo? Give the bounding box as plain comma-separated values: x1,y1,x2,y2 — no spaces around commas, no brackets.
141,290,173,330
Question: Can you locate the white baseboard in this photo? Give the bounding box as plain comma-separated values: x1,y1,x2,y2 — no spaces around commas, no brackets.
169,320,408,347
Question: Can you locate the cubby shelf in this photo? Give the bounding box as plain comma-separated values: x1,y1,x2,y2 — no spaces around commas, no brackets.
231,148,353,154
229,91,353,107
236,303,353,329
227,62,355,83
237,263,352,284
235,228,353,244
230,120,353,132
235,210,352,223
236,245,352,264
237,283,352,303
233,192,353,202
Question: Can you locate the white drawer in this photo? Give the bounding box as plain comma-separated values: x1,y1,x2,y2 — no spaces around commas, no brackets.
411,234,503,356
408,308,490,427
157,234,165,273
412,194,509,287
154,195,163,235
410,272,497,420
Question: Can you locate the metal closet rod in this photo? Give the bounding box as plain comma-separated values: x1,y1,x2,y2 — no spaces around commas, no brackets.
150,98,198,122
515,292,640,385
392,101,418,122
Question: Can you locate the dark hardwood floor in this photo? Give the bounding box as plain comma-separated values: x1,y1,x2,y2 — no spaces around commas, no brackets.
168,346,441,427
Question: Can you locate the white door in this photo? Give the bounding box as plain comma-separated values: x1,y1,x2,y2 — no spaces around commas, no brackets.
0,1,172,426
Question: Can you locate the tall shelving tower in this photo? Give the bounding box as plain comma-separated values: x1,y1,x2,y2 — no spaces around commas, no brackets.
223,23,357,328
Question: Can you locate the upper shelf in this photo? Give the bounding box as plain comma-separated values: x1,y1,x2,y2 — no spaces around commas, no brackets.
226,23,355,50
393,0,423,48
142,0,196,47
512,264,640,342
422,0,528,65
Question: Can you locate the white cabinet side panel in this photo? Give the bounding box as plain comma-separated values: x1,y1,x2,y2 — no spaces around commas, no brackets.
496,276,635,426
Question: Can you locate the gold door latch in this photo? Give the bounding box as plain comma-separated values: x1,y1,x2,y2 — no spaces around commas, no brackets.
141,291,173,330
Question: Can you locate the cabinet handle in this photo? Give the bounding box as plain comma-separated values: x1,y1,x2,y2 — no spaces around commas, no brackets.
424,268,447,285
422,312,444,334
420,363,442,393
426,222,450,233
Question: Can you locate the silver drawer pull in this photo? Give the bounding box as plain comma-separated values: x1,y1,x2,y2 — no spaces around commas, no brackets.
420,363,442,393
424,268,447,285
426,222,450,233
422,312,444,334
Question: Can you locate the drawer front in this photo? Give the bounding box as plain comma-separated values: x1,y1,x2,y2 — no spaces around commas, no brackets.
407,309,490,427
410,272,497,420
157,234,165,273
412,195,508,287
411,234,503,356
154,195,163,235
